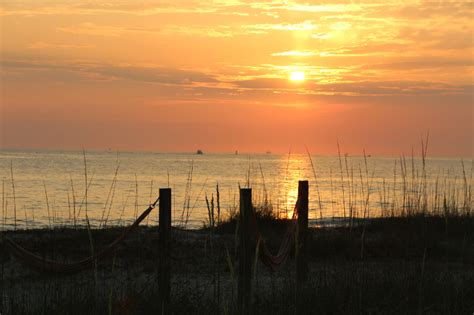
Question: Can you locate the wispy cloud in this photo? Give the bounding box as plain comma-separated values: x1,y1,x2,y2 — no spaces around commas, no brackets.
311,33,331,39
1,59,217,85
27,42,95,49
242,20,318,32
271,50,317,57
57,23,161,37
0,2,219,17
3,0,472,98
57,22,247,38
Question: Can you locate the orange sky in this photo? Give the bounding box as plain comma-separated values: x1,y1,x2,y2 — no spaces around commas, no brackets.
1,1,473,157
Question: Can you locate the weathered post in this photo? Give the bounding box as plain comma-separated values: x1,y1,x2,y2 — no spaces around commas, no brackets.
296,180,309,284
159,188,171,314
238,188,252,314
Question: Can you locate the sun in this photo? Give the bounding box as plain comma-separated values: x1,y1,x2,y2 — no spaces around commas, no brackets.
289,71,305,81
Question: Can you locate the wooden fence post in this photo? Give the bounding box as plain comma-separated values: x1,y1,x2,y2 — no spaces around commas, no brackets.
238,188,252,314
296,180,308,283
159,188,171,314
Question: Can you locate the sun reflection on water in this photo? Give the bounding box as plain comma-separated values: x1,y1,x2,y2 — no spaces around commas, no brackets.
277,155,307,219
0,150,468,230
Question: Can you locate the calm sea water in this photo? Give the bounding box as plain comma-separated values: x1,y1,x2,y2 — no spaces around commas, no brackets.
0,149,471,229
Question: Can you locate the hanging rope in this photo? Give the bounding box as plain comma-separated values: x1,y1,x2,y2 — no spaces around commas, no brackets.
249,196,300,271
3,197,159,275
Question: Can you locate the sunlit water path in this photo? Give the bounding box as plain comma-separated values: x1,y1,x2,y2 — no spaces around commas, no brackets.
0,149,471,229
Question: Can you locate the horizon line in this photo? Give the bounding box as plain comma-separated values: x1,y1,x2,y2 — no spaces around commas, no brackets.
1,146,472,160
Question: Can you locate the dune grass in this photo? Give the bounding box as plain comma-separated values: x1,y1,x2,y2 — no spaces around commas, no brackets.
0,144,472,314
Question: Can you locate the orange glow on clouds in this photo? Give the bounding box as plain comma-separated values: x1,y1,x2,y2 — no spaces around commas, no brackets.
0,1,472,157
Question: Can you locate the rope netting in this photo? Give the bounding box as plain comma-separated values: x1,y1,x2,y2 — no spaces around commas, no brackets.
2,197,159,275
4,192,302,275
249,196,300,271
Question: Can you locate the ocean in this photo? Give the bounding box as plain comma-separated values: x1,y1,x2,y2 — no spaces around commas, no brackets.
0,149,471,229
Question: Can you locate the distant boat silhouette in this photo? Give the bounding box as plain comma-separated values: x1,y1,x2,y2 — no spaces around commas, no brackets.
196,149,203,155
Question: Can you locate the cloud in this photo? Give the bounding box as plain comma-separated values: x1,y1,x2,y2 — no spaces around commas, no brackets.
311,33,331,39
230,76,472,98
0,2,220,17
271,50,317,57
285,3,363,13
364,58,474,70
1,59,217,85
233,78,301,90
57,22,245,38
374,1,473,20
95,65,217,84
313,43,416,57
309,81,473,97
2,1,472,105
160,25,239,38
27,42,95,49
57,23,161,37
242,20,318,32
